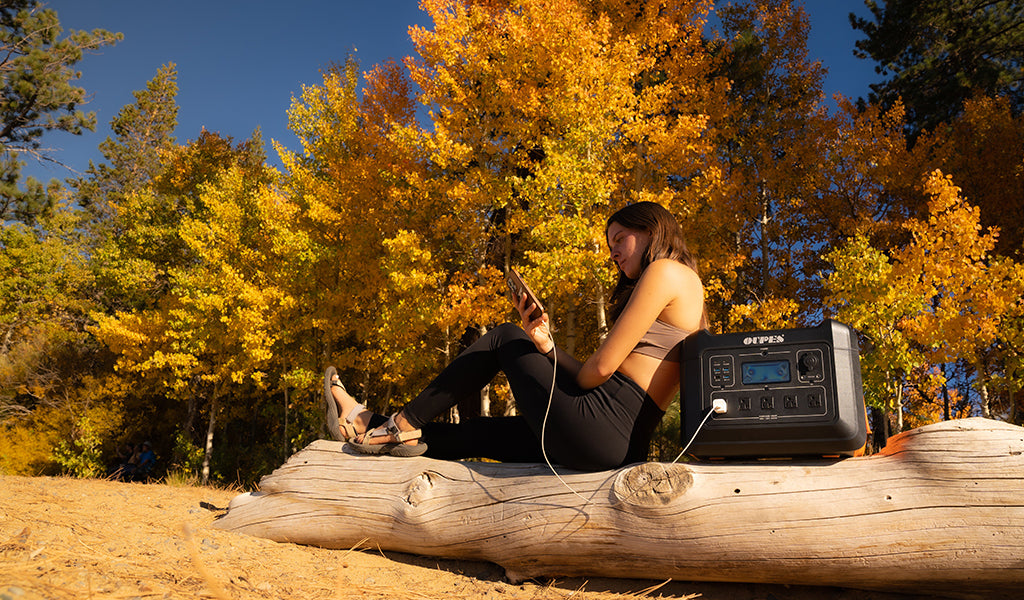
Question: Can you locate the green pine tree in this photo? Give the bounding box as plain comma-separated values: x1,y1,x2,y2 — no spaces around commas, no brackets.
71,64,180,312
0,0,120,223
852,0,1024,138
73,63,179,219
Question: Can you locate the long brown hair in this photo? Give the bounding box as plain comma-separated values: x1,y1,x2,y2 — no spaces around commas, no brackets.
605,201,700,322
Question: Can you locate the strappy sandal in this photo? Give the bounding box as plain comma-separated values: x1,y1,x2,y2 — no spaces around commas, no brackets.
348,414,428,457
322,366,371,442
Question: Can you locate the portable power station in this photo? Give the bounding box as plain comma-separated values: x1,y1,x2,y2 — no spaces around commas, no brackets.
680,319,867,458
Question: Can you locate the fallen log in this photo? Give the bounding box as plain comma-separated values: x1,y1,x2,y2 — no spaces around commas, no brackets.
214,417,1024,598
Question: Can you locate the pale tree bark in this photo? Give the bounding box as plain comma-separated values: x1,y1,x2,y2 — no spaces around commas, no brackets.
215,417,1023,599
978,357,992,419
593,262,607,341
759,184,771,293
200,383,225,485
894,381,904,433
201,396,217,485
478,325,490,418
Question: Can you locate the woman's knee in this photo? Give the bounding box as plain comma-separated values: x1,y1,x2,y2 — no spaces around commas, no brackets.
493,322,525,337
484,322,531,347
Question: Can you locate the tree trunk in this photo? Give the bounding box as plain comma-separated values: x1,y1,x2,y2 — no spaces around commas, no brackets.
978,358,992,418
201,391,220,485
214,418,1023,599
283,387,289,461
593,264,607,340
942,363,952,421
478,325,490,417
759,184,770,293
895,383,904,433
186,395,197,440
869,406,888,453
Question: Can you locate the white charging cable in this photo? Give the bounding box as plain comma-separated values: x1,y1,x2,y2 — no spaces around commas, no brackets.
539,339,592,504
539,328,727,500
670,398,727,464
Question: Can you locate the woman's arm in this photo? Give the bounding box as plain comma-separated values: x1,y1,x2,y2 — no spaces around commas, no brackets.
547,344,584,375
576,259,700,389
514,260,700,389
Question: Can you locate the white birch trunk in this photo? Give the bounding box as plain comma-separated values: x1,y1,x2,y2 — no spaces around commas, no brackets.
201,396,217,485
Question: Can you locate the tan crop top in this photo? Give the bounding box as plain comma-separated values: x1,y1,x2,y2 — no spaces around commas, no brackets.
631,319,691,362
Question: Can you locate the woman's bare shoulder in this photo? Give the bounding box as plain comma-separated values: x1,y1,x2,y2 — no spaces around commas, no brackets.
639,259,703,327
640,258,702,289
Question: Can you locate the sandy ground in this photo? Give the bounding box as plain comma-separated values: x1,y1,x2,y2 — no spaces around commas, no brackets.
0,475,936,600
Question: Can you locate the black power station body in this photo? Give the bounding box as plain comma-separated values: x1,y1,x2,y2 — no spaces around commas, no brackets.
680,319,867,458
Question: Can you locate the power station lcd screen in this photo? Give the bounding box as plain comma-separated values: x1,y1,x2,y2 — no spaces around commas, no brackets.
742,359,791,384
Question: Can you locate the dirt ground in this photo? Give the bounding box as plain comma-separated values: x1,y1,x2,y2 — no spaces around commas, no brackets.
1,475,937,600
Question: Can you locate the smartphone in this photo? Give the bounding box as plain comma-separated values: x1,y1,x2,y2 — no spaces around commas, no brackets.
506,268,544,320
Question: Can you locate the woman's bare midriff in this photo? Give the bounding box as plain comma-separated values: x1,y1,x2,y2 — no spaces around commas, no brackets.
617,352,681,411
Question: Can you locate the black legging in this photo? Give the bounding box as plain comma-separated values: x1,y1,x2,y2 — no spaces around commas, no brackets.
387,323,664,472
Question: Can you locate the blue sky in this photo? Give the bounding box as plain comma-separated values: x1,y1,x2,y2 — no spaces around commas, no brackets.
27,1,878,183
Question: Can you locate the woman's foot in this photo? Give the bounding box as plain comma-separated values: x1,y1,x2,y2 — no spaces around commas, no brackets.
322,367,371,441
353,411,416,445
350,412,428,457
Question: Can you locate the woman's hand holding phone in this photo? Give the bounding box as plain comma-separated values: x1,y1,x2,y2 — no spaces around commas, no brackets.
516,292,552,353
507,269,552,353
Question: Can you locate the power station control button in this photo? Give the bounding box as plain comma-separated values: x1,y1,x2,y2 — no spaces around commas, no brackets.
710,357,735,387
797,350,825,382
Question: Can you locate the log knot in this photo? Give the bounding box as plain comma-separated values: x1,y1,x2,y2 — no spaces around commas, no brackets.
612,462,692,507
404,471,435,506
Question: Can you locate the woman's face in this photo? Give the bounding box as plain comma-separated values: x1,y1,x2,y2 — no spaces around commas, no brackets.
607,222,650,279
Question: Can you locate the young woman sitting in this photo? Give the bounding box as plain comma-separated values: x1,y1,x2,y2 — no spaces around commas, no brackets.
324,201,705,472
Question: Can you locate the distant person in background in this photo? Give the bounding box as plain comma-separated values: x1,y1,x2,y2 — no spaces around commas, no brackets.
133,442,156,480
109,443,136,480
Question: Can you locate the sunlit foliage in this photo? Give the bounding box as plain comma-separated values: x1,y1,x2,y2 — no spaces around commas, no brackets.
4,0,1024,481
